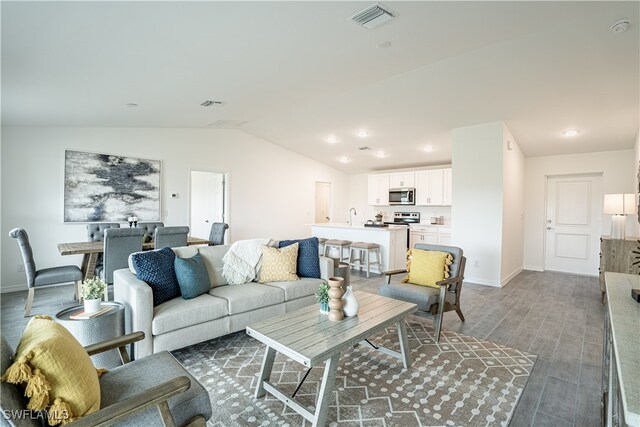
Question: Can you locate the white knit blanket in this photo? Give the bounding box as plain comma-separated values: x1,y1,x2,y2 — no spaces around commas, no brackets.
222,238,270,285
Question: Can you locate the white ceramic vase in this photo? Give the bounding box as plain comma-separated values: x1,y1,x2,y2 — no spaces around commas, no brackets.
342,285,359,317
84,298,101,313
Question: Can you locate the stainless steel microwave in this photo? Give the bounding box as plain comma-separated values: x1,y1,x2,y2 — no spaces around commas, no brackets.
389,188,415,205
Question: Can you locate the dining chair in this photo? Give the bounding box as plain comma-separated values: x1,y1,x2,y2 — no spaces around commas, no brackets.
86,223,120,278
154,226,190,249
208,222,228,246
102,228,145,299
136,222,164,241
9,228,83,317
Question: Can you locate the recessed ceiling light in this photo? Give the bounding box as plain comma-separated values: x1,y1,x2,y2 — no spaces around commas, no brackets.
562,129,580,137
338,156,351,163
423,145,434,152
356,129,369,138
125,103,138,108
376,41,391,49
375,151,386,158
201,100,223,107
326,135,340,144
610,19,630,33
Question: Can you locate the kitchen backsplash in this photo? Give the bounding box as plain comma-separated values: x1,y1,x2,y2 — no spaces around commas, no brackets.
362,206,452,225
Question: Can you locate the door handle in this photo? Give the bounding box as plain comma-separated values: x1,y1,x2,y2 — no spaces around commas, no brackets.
205,220,209,223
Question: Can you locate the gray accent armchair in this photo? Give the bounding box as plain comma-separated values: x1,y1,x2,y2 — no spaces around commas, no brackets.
208,222,228,246
136,222,164,241
380,243,466,342
102,228,145,290
154,226,190,249
1,332,212,426
9,228,83,317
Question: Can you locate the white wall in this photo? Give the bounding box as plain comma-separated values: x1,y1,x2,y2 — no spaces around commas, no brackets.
451,122,505,286
523,149,635,271
633,130,640,237
1,127,349,291
501,124,525,284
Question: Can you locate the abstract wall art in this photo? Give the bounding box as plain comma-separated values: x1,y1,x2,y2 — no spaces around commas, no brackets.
64,150,161,222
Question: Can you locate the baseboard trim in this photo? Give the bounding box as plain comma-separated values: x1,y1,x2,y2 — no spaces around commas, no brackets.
1,283,26,294
464,277,502,287
523,265,544,272
501,267,523,286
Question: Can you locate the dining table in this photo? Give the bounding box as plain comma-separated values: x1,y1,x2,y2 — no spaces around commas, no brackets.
58,236,210,281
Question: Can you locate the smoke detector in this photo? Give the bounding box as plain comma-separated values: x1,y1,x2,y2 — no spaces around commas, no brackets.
610,19,630,33
349,3,395,29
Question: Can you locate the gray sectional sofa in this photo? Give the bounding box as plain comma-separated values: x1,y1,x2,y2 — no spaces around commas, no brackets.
114,244,333,359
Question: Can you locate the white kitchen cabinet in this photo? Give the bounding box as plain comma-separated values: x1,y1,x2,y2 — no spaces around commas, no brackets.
442,168,452,206
367,173,390,206
389,172,415,189
415,170,444,206
410,226,451,248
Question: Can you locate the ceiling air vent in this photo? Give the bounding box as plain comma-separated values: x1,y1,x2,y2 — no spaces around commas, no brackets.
207,120,248,128
358,146,372,151
349,3,395,29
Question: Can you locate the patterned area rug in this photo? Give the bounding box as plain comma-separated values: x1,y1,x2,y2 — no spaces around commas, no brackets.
172,316,536,427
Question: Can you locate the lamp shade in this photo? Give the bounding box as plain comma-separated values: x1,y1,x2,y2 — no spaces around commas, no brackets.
604,194,624,215
624,193,637,215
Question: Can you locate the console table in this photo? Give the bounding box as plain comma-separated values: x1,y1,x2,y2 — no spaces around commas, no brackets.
602,272,639,427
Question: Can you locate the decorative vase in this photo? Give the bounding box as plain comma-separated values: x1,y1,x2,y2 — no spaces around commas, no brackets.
84,298,101,313
319,302,330,314
342,285,359,317
327,277,344,321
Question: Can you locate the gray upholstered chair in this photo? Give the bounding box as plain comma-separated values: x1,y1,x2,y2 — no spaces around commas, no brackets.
208,222,228,246
9,228,83,317
154,226,190,249
136,221,164,241
101,228,144,294
86,223,120,278
0,333,212,426
380,243,466,342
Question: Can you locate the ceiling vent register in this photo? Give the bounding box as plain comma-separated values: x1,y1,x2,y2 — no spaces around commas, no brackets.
350,3,395,29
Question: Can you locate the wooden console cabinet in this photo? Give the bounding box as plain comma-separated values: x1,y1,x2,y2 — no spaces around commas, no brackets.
599,236,640,302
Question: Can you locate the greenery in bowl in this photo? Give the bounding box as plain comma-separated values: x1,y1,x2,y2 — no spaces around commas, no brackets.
82,277,106,300
315,282,329,304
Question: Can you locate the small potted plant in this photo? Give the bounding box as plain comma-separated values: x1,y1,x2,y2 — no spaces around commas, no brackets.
82,277,106,313
315,282,330,314
374,211,384,223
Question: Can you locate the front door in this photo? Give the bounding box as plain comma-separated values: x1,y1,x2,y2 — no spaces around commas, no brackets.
315,182,332,223
544,173,602,275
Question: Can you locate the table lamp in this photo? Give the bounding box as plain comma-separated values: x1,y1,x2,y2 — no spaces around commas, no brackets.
604,193,636,239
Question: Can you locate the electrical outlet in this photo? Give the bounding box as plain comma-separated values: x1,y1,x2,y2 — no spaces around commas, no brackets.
474,260,480,268
17,264,25,273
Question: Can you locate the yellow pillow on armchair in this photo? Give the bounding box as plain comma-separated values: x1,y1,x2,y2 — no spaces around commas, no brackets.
403,249,452,288
1,316,101,425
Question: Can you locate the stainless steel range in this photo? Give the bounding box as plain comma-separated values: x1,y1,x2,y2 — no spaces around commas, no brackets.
384,212,420,248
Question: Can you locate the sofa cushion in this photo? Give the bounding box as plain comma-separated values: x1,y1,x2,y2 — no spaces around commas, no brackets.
209,283,284,315
197,245,230,287
132,247,181,306
278,237,321,278
152,294,228,335
258,243,299,283
99,351,212,426
263,277,324,301
174,253,210,300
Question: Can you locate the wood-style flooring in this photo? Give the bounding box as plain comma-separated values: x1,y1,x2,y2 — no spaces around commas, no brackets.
0,269,604,427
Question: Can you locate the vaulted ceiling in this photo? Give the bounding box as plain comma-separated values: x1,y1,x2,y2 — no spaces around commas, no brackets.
2,1,639,172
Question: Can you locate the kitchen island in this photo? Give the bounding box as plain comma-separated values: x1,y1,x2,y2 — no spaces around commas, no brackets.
311,223,407,274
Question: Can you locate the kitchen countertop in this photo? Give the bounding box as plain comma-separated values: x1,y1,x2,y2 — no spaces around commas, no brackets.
311,223,407,231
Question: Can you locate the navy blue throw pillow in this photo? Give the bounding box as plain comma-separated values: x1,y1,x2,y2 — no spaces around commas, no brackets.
132,247,181,306
174,253,210,300
279,237,321,278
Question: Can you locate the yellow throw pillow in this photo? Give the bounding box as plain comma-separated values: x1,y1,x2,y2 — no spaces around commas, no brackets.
1,316,101,425
403,249,452,288
259,243,299,283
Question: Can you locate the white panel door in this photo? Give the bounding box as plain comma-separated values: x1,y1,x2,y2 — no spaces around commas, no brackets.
315,182,331,223
190,171,225,240
544,174,602,275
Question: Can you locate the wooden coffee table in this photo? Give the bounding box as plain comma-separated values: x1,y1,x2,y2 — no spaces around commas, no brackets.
246,291,417,427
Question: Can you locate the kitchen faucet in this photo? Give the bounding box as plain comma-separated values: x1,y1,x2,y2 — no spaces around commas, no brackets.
349,208,357,227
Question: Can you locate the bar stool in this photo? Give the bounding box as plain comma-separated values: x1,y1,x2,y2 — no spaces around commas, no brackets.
323,239,352,262
317,237,327,256
348,242,381,278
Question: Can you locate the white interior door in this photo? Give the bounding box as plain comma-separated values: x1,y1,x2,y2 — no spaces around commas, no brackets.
544,174,602,275
190,171,225,239
315,182,331,223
